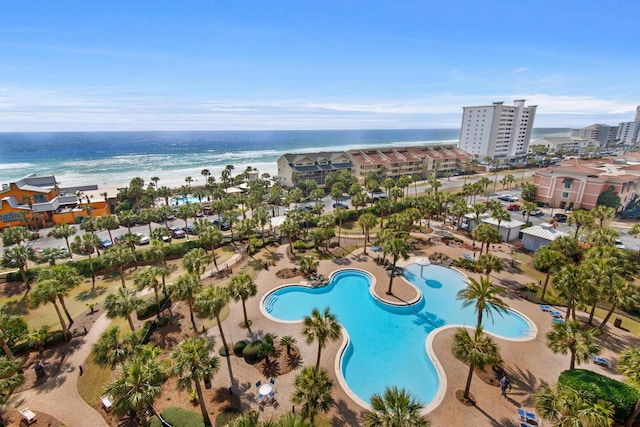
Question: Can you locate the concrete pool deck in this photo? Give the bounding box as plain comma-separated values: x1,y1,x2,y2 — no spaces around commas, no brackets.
205,236,640,426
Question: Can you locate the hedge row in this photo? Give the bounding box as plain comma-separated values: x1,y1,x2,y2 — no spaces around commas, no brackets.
559,369,640,421
136,293,171,320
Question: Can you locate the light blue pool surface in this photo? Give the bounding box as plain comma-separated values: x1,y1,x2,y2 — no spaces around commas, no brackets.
263,264,534,407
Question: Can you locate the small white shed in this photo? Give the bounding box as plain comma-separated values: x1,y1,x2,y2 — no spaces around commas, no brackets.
520,223,568,252
480,217,526,242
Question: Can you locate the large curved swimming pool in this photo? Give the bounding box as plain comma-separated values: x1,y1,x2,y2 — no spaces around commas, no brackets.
262,264,534,409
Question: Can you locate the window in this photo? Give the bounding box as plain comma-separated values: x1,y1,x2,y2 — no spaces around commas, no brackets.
563,179,572,189
561,192,569,199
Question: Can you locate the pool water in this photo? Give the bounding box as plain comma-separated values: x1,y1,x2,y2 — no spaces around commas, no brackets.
263,264,534,408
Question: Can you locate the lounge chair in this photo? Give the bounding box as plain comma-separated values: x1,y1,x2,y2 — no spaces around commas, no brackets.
552,318,564,324
101,395,114,411
18,407,37,425
463,253,474,261
517,408,538,425
591,355,611,367
539,305,551,311
550,311,563,318
272,399,279,409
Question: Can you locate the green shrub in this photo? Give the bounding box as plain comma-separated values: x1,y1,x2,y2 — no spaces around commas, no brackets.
215,407,242,426
233,340,247,357
6,268,38,284
242,340,264,364
559,369,640,421
452,258,475,271
136,293,170,320
150,407,204,427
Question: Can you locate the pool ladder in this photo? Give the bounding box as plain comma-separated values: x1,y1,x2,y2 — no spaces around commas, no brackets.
264,294,278,312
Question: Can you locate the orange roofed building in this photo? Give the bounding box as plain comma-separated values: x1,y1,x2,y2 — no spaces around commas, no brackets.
347,144,471,183
0,174,110,230
533,158,640,211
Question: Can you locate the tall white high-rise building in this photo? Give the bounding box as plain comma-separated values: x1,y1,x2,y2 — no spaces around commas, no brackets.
617,105,640,145
458,99,537,159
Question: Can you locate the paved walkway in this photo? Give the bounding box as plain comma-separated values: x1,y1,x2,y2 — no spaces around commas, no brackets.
10,312,112,427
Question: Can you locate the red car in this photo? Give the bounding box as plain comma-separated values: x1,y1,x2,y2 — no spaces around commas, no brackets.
506,204,521,211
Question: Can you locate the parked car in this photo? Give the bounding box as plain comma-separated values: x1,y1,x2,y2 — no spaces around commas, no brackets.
528,209,544,217
506,204,521,211
99,238,113,249
212,219,230,231
497,194,519,202
332,202,349,209
552,213,568,222
615,239,626,249
171,227,186,239
136,233,150,245
182,225,197,235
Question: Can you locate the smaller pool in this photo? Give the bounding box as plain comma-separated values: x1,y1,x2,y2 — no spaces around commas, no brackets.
263,265,535,408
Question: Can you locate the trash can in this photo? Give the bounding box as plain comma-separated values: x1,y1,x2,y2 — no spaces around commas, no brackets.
614,318,622,328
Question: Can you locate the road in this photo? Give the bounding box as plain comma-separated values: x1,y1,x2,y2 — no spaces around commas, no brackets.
3,169,639,258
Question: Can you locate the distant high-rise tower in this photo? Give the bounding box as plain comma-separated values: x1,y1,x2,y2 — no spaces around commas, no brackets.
617,105,640,145
635,105,640,122
458,99,537,159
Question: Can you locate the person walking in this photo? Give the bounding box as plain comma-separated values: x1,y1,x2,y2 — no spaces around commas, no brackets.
500,375,510,397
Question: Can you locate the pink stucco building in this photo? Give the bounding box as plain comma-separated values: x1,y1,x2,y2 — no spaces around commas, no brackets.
533,158,640,211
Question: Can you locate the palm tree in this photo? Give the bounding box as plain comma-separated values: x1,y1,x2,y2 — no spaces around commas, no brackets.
198,225,223,271
70,233,101,288
474,253,503,279
228,273,257,327
590,205,615,228
471,223,501,255
104,244,135,288
195,286,230,348
490,206,511,240
567,209,594,239
104,287,144,331
280,335,297,355
451,327,500,401
182,247,210,277
1,245,36,290
553,265,584,321
28,325,49,354
364,386,430,427
170,336,220,427
0,355,25,396
48,223,76,259
280,217,300,254
299,256,319,276
0,307,24,359
102,348,164,427
598,277,638,331
618,347,640,426
38,264,82,326
172,274,203,332
302,307,341,368
547,319,600,370
97,214,120,243
291,366,335,425
535,383,614,427
456,276,507,330
358,212,378,255
93,326,141,369
134,266,163,318
378,229,410,295
533,246,566,301
30,279,69,335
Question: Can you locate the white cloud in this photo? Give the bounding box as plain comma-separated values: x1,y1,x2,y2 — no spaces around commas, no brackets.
513,67,528,73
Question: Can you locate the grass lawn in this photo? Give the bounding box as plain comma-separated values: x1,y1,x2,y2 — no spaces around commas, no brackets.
78,350,113,407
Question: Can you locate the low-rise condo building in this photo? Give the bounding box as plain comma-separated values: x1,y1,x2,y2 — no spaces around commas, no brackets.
347,144,470,183
277,152,353,188
0,174,108,230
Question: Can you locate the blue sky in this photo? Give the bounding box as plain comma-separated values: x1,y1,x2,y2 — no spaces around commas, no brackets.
1,0,639,131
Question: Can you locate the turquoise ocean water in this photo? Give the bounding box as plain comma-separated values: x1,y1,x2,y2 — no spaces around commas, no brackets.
0,128,569,188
